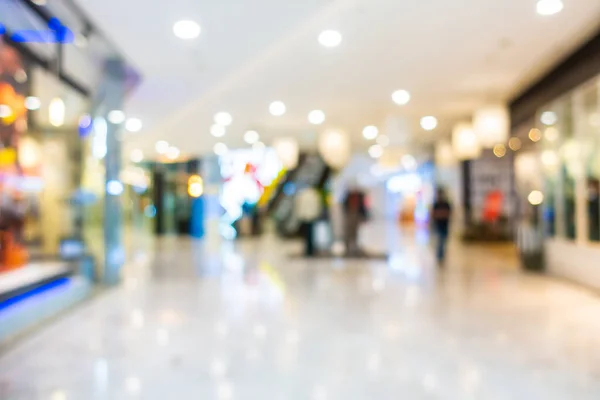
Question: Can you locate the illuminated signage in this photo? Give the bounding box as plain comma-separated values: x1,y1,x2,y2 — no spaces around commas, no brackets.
0,18,74,44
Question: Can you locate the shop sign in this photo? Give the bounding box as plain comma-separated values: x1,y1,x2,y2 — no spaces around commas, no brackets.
0,18,74,44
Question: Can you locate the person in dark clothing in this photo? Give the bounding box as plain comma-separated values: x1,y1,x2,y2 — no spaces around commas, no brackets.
343,189,368,256
432,188,452,265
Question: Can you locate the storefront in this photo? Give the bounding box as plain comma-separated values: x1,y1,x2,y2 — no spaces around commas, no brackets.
0,0,138,338
510,29,600,289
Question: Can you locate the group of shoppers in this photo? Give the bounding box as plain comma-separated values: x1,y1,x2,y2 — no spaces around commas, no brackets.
295,184,452,264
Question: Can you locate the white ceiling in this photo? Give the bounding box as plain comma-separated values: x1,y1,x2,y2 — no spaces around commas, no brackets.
74,0,600,157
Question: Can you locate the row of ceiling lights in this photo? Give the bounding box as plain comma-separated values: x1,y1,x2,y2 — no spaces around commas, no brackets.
170,18,424,158
143,1,564,163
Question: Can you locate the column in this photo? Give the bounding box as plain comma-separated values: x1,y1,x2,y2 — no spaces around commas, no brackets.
101,58,126,285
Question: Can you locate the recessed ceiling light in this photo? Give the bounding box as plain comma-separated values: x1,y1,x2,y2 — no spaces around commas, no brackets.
536,0,563,16
269,101,286,116
528,190,544,206
214,112,232,126
493,144,507,158
392,90,411,105
529,128,542,142
173,20,201,39
210,124,226,137
130,149,144,163
308,110,326,125
540,111,557,125
106,180,124,196
155,140,169,154
214,142,228,156
166,146,180,160
125,118,142,132
318,30,342,48
24,96,41,110
108,110,126,124
420,116,438,131
244,130,260,144
362,125,379,140
508,137,522,151
368,144,383,159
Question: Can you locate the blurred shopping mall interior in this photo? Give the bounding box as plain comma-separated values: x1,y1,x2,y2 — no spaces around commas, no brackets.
1,0,600,399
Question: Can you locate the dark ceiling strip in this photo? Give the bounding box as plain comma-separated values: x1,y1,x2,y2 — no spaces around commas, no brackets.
13,0,53,24
509,27,600,129
4,33,91,97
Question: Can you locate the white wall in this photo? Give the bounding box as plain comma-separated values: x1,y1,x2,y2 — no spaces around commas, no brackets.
546,239,600,290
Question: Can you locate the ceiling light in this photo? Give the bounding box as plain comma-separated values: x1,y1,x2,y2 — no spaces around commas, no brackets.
155,140,169,154
308,110,326,125
369,144,383,159
244,130,260,144
173,20,201,39
269,101,286,116
108,110,126,124
24,96,41,110
214,142,228,156
493,144,507,158
528,190,544,205
79,114,92,128
528,128,542,142
31,0,47,5
508,137,522,151
392,90,411,105
0,104,12,118
362,125,379,140
49,98,65,127
536,0,564,16
106,180,124,196
125,118,142,132
540,111,557,125
214,112,232,126
166,146,180,160
420,116,438,131
318,30,342,48
377,135,390,146
210,124,226,137
130,149,144,163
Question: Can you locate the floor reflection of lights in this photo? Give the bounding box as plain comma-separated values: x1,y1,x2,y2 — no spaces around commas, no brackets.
2,222,600,399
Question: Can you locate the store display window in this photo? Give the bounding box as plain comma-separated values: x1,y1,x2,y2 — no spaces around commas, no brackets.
538,76,600,245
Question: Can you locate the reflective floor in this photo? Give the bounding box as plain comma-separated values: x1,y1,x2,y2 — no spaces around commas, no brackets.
1,223,600,399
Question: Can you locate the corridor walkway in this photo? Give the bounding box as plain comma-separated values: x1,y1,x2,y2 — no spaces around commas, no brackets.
1,226,600,399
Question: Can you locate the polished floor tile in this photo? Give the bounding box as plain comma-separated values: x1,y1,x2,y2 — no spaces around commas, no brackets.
1,223,600,399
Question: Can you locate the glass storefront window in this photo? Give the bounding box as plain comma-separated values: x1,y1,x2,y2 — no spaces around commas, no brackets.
539,76,600,245
580,80,600,242
540,103,562,238
560,97,577,240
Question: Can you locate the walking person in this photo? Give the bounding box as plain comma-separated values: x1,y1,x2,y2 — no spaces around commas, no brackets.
432,188,452,265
